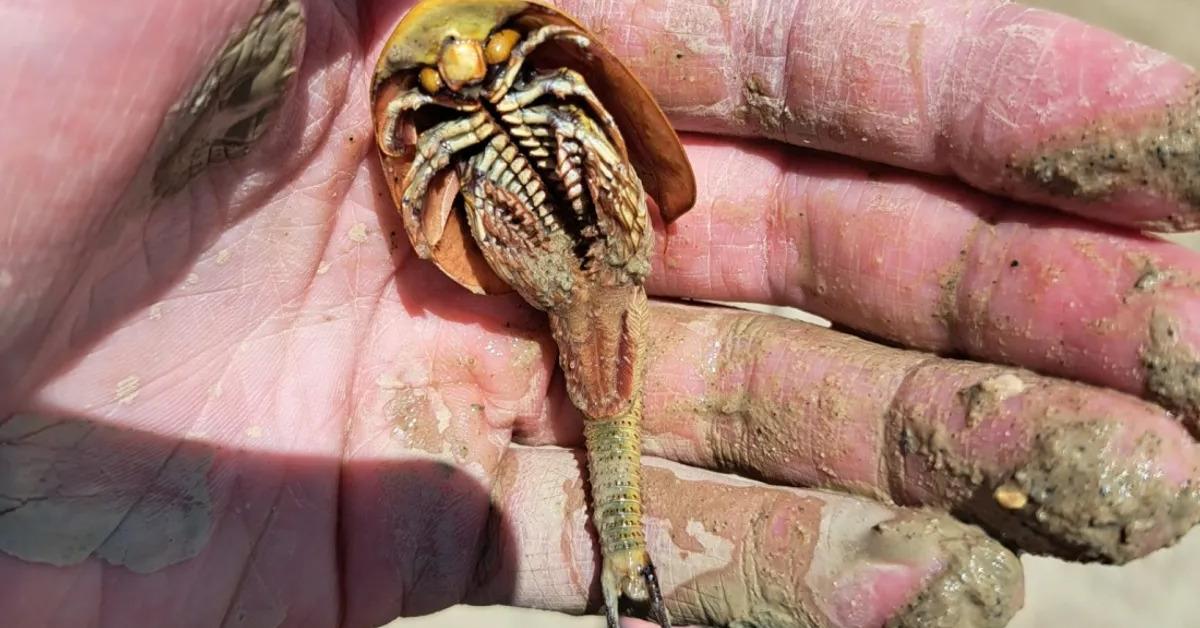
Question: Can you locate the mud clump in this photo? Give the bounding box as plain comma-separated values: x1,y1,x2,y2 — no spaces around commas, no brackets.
1141,310,1200,434
738,75,795,137
998,420,1200,564
959,373,1026,428
879,515,1022,628
1010,84,1200,230
1132,262,1177,293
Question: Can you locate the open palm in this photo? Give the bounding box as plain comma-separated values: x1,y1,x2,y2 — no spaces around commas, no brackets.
3,1,1200,627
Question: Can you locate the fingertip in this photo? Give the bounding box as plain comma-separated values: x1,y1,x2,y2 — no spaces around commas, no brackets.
1138,290,1200,435
867,515,1023,628
490,448,1025,627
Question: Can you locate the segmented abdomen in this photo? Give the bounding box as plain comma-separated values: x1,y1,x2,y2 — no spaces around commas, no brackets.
453,94,653,566
584,394,647,557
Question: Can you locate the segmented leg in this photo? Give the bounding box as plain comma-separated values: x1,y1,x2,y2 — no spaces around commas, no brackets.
486,25,592,101
495,68,626,156
502,104,646,258
457,133,574,312
463,134,549,237
399,113,496,248
502,104,623,169
376,87,480,156
643,563,670,628
501,106,587,219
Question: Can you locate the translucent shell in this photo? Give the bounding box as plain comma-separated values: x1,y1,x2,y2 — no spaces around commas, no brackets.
372,0,696,294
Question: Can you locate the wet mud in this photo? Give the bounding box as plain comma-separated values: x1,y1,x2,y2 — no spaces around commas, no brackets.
1141,310,1200,434
992,421,1200,563
880,515,1022,628
1010,84,1200,230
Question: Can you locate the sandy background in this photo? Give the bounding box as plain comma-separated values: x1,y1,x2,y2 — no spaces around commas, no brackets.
385,1,1200,626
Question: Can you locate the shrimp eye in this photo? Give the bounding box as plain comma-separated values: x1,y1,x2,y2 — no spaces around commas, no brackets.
484,29,520,65
418,66,443,93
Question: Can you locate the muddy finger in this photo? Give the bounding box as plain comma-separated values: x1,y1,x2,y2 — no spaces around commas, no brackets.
470,445,1023,628
649,139,1200,432
516,302,1200,562
552,0,1200,230
651,302,1200,563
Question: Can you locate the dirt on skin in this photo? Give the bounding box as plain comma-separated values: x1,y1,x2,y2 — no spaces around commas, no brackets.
646,464,824,628
739,75,795,137
649,305,1200,565
1141,310,1200,434
997,420,1200,563
1132,261,1179,293
895,363,1200,564
899,418,990,504
1010,83,1200,231
959,373,1026,428
645,458,1021,628
384,386,450,455
670,310,897,501
880,515,1022,628
905,401,1200,563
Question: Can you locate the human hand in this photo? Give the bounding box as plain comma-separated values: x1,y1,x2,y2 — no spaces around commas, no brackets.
1,0,1198,627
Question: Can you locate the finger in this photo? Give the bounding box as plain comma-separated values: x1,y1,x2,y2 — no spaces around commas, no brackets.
469,445,1023,628
552,0,1200,231
0,0,312,407
646,138,1200,430
516,302,1200,563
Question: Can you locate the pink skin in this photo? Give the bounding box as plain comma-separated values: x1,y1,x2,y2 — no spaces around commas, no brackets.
645,140,1200,426
518,302,1199,560
556,0,1199,228
0,0,1195,627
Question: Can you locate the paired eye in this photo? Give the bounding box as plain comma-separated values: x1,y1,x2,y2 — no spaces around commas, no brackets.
419,29,520,95
418,67,443,94
485,28,520,64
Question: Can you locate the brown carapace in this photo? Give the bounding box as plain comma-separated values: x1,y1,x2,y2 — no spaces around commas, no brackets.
371,1,696,626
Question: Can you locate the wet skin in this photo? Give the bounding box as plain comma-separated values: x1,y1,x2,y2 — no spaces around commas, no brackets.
2,0,1200,627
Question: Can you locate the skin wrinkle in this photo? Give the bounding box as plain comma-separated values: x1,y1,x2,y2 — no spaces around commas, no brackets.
560,0,1200,229
627,301,1200,562
648,303,909,496
1010,13,1068,130
1,0,324,409
216,480,287,628
784,156,818,308
780,0,804,146
954,4,1013,178
7,1,1200,624
907,19,930,136
764,151,794,306
714,314,768,471
642,462,829,627
882,355,940,502
90,437,187,561
954,217,1007,356
646,139,1200,425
